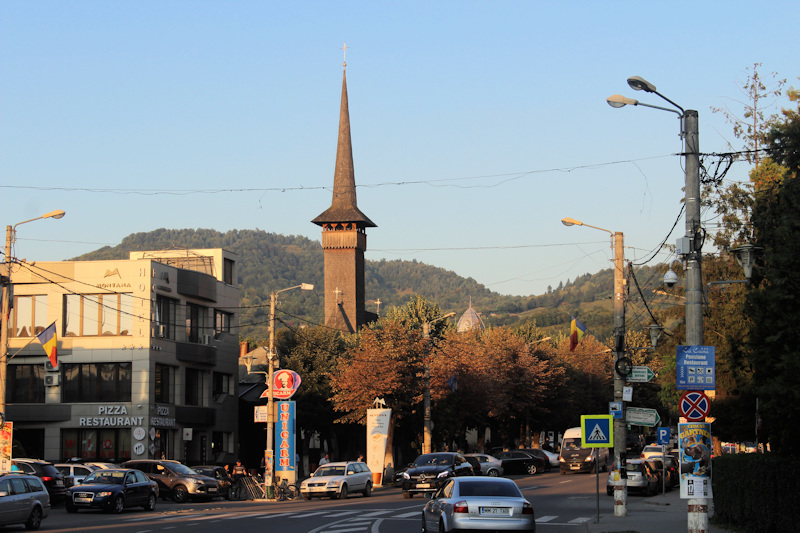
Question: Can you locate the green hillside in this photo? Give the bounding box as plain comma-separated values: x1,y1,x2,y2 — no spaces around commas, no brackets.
74,228,665,342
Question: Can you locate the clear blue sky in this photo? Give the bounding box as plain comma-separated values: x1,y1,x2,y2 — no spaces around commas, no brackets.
2,1,797,297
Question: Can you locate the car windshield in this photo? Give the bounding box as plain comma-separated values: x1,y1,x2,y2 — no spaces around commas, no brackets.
561,438,584,451
625,463,645,473
85,471,127,484
315,466,345,477
458,480,521,497
169,463,199,475
413,454,453,467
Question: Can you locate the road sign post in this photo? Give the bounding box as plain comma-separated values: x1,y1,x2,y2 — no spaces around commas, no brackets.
580,415,613,525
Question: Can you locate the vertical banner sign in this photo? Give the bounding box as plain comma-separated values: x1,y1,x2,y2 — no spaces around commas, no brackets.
275,401,295,473
679,422,713,499
0,422,13,472
366,409,392,485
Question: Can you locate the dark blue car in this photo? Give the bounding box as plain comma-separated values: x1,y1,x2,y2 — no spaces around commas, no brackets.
66,469,158,513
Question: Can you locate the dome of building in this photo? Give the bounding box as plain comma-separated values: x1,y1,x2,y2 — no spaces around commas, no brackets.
457,301,485,332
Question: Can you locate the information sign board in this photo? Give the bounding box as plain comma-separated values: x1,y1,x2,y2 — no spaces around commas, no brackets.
677,346,716,390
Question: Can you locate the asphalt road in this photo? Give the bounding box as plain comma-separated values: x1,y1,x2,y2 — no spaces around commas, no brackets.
37,471,627,533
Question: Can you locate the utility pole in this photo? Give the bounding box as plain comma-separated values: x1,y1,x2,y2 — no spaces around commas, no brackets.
612,231,628,517
422,312,455,455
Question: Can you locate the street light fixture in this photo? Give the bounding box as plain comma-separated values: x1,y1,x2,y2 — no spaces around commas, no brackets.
609,75,707,529
1,210,66,423
265,283,313,497
421,311,456,455
562,217,627,516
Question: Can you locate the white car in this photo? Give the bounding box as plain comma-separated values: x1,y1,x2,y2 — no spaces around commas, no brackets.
300,461,373,500
640,445,667,460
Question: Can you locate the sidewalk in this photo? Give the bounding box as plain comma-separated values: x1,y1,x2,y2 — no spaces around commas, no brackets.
583,489,732,533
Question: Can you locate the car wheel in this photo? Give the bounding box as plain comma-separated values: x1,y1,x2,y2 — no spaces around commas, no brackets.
172,485,189,503
144,493,156,511
487,469,499,477
421,513,429,533
526,463,538,475
403,491,412,499
24,507,42,531
363,481,372,497
111,495,125,514
338,484,348,499
225,486,233,500
438,518,447,533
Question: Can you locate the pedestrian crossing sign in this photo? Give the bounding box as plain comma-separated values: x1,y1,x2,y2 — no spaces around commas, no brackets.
581,415,613,447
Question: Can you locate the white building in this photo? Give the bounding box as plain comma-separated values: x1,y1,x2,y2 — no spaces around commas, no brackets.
5,249,239,465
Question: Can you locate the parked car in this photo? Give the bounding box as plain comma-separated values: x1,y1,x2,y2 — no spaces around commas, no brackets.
191,465,234,500
401,452,475,498
299,461,372,500
84,462,118,470
519,448,554,472
606,459,658,496
55,463,98,488
0,472,50,530
66,469,158,513
495,450,545,475
463,455,483,475
540,449,560,469
422,477,535,532
121,459,219,503
645,457,667,493
11,459,67,504
463,454,504,477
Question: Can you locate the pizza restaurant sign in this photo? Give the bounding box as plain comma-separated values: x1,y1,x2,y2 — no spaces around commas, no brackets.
79,405,145,427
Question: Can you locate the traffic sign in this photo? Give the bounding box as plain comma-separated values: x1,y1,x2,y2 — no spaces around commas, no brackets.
609,402,623,419
627,366,656,383
657,427,671,445
626,407,661,427
677,346,716,390
581,414,613,447
679,391,710,421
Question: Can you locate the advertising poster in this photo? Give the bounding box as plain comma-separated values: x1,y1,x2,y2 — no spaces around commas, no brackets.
0,422,12,472
366,408,392,485
275,401,295,473
679,422,713,499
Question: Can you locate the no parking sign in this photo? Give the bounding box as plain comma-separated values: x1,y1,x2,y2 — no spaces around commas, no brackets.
679,391,710,421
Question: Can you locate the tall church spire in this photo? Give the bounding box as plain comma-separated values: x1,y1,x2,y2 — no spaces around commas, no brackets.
312,64,376,228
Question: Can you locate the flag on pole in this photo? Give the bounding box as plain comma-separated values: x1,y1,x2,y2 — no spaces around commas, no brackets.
569,318,587,351
36,322,58,368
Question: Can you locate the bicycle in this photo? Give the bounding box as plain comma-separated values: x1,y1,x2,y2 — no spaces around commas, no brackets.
276,478,297,501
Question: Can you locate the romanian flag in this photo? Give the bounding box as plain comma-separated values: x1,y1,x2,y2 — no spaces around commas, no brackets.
36,322,58,368
569,318,587,351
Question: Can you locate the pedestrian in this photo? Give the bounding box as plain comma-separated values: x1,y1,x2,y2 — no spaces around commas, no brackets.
319,453,330,465
357,453,364,462
232,460,246,499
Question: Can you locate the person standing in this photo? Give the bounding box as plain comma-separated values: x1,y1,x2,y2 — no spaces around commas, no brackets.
319,453,330,465
232,460,246,499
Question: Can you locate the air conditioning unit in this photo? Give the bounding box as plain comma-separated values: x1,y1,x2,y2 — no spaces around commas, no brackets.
44,375,61,387
45,360,59,372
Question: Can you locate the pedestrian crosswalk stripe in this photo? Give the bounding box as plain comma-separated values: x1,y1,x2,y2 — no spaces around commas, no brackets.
394,511,420,518
569,517,592,524
536,516,558,522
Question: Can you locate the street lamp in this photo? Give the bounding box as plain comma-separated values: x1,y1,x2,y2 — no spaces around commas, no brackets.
265,283,313,496
609,75,706,531
562,217,628,516
421,311,455,455
1,210,66,422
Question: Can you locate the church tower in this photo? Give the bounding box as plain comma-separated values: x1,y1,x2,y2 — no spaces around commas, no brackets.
311,59,376,333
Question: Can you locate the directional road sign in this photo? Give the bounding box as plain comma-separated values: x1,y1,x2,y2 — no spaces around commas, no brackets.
627,366,656,383
581,414,613,447
679,391,710,421
626,407,661,427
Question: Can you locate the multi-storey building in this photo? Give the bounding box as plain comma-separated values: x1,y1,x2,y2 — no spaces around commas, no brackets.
5,249,239,465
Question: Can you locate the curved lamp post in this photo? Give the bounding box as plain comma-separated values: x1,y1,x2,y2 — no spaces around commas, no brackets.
1,210,66,425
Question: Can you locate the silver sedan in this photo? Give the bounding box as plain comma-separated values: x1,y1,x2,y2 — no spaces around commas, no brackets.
422,477,535,532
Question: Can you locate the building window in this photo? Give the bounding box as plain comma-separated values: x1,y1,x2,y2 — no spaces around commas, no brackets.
155,295,177,339
212,431,233,461
185,368,205,406
215,310,231,335
62,428,131,462
10,295,47,337
185,303,208,343
155,364,175,404
63,363,132,403
223,258,235,285
64,294,133,336
212,372,231,402
7,365,45,403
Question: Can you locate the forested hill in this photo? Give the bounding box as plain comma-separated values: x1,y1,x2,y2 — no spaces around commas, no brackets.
74,228,662,341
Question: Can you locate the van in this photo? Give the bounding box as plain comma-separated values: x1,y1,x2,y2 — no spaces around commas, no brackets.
558,427,610,474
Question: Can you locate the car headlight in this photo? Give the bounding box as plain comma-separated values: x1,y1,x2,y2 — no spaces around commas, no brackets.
585,456,595,462
559,456,565,462
327,480,341,487
402,472,410,479
97,491,112,498
437,471,449,479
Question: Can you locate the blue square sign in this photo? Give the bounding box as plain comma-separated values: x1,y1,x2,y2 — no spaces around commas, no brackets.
657,427,671,446
676,345,716,391
581,415,613,448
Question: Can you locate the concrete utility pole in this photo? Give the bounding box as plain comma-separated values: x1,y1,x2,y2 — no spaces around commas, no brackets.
421,312,455,455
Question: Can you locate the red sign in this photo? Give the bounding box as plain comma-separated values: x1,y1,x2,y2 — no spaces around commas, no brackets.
679,391,710,421
259,369,302,400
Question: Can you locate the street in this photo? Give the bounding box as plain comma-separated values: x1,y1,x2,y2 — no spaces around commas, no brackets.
38,472,623,532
